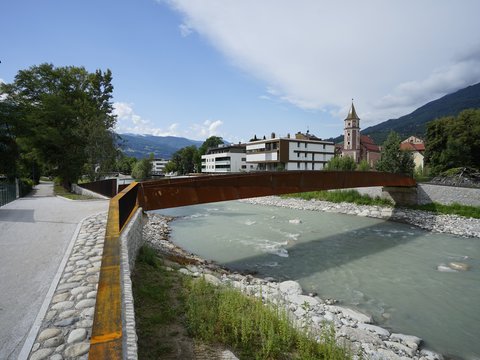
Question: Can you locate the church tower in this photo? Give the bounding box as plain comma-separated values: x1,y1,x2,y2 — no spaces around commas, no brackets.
343,101,361,162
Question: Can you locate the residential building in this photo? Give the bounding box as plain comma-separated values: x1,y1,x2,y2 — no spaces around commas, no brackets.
201,144,247,173
246,132,335,171
341,102,381,166
401,136,426,169
151,158,169,175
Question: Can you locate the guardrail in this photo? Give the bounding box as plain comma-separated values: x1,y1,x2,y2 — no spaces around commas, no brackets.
0,183,17,207
88,182,139,359
78,178,117,198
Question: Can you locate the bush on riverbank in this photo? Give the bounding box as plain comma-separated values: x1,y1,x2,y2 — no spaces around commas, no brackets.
283,190,394,207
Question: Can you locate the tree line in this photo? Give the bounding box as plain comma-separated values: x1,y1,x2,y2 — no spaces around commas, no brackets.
1,63,117,187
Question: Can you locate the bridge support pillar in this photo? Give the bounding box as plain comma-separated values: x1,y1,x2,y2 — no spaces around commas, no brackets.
381,186,418,206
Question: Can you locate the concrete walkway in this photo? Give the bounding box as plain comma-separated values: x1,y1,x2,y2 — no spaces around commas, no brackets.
0,182,108,359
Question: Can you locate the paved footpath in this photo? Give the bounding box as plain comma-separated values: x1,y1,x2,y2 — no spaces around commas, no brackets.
0,182,108,360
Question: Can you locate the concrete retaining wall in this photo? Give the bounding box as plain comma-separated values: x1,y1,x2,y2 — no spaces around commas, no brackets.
348,184,480,207
119,207,145,360
71,184,110,200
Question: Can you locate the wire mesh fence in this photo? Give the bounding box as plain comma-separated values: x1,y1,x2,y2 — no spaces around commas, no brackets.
0,182,17,207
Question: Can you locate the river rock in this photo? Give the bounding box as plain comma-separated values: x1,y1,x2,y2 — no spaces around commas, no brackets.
390,333,422,347
357,323,390,337
385,340,416,357
436,264,457,272
337,326,383,346
203,274,222,286
326,305,373,324
448,262,470,271
285,294,319,308
278,280,302,296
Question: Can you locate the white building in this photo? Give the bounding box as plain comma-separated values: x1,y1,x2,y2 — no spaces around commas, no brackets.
151,158,169,175
246,132,335,171
201,144,248,173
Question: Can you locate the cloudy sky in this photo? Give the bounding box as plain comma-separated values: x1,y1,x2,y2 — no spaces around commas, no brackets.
1,0,480,142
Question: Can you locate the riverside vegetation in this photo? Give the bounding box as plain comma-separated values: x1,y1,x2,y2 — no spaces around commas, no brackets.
133,246,352,360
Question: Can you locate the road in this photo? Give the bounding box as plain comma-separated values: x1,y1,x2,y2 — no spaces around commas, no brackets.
0,182,108,359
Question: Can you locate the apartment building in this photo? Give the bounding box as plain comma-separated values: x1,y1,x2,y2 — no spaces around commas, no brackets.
246,132,335,171
151,158,169,175
201,144,248,173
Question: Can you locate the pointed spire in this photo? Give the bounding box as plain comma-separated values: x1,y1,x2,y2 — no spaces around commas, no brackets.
345,100,360,120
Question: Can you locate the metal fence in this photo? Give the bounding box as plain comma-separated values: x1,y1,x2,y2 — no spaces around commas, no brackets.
0,183,17,207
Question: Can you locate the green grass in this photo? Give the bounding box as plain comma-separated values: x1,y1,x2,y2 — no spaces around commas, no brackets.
184,278,351,360
133,245,353,360
408,202,480,219
282,190,394,207
53,184,95,200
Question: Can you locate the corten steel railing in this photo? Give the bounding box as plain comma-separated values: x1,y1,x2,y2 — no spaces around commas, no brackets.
89,171,416,359
88,182,140,359
79,178,117,198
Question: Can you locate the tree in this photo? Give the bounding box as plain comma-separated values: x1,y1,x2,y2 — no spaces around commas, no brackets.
357,159,370,171
1,64,117,186
116,154,138,175
325,156,357,171
195,136,224,171
166,145,198,175
131,157,152,180
425,109,480,175
375,131,415,176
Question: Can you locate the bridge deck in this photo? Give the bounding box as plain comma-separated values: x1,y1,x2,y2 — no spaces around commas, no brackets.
138,171,416,211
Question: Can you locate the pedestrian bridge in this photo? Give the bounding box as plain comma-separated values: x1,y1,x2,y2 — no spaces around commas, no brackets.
137,171,416,211
88,170,416,359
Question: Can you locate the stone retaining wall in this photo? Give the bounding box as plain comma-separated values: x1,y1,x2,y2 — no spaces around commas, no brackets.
71,184,110,200
119,207,145,360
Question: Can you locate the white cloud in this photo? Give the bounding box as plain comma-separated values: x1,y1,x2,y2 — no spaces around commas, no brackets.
113,102,180,136
179,23,193,37
164,0,480,125
113,102,224,140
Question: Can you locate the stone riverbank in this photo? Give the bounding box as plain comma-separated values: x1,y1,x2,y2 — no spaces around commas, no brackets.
143,199,480,360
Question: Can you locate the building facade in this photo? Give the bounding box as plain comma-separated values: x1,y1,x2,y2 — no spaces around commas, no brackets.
151,159,169,175
341,102,381,166
400,136,425,169
246,132,335,171
201,144,248,173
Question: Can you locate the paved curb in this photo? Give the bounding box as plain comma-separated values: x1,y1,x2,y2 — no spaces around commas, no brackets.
18,212,106,360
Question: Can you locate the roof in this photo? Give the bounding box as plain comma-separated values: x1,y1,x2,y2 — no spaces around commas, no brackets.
345,102,360,120
400,142,425,152
360,135,380,152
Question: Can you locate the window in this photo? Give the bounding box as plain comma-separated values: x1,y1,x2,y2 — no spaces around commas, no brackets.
304,143,307,148
297,152,300,158
297,162,300,169
297,142,300,148
241,157,246,161
348,122,351,127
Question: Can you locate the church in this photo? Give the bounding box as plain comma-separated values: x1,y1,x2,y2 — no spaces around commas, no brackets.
341,102,381,166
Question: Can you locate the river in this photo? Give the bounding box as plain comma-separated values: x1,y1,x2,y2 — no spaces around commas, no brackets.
156,201,480,359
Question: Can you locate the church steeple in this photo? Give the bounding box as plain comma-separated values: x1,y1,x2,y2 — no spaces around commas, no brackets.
346,101,359,120
342,100,361,162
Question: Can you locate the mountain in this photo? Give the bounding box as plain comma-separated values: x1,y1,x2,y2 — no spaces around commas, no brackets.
117,133,203,159
336,82,480,145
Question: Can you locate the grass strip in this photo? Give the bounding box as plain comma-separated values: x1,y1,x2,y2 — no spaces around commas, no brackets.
408,202,480,219
282,190,394,207
133,245,352,360
184,277,351,360
54,184,95,200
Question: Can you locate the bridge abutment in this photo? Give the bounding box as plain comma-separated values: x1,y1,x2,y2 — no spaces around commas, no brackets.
381,186,418,206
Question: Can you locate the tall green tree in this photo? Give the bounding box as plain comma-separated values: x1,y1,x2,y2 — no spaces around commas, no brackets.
375,131,415,176
1,64,117,185
166,145,198,175
195,136,224,171
425,109,480,174
131,156,152,180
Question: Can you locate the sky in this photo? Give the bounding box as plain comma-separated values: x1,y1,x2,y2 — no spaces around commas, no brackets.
1,0,480,143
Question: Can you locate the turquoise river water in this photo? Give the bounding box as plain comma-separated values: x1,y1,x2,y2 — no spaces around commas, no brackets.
157,201,480,360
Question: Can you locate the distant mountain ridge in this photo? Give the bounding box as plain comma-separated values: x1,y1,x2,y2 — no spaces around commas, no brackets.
117,133,203,159
360,82,480,144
